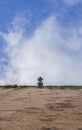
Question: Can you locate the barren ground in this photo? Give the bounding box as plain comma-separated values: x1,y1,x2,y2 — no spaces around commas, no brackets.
0,87,82,130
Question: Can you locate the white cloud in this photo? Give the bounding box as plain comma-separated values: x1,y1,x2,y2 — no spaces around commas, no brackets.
62,0,82,6
0,15,82,85
47,0,82,6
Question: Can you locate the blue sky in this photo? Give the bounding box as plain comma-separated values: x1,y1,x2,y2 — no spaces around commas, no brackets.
0,0,82,31
0,0,82,85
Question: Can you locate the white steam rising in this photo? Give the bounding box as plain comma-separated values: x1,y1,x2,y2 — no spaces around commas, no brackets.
0,15,82,85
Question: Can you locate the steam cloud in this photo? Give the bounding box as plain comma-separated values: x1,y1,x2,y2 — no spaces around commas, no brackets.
0,15,82,85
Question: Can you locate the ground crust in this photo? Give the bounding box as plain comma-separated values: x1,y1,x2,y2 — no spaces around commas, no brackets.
0,87,82,130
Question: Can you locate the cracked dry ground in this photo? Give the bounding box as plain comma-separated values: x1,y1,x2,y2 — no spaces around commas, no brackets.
0,88,82,130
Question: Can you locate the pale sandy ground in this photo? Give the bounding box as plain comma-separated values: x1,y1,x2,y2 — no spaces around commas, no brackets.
0,87,82,130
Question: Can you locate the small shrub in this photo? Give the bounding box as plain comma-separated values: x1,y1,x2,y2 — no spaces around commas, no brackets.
4,84,18,88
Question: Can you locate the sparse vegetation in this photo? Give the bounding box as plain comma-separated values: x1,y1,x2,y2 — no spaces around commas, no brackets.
46,85,82,89
3,84,18,88
0,85,82,89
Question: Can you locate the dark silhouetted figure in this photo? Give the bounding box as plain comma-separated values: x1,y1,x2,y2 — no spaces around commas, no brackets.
37,77,43,88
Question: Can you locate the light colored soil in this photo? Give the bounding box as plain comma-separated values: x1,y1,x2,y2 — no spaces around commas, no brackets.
0,87,82,130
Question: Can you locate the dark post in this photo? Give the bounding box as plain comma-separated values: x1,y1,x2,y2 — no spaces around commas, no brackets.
37,77,43,88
